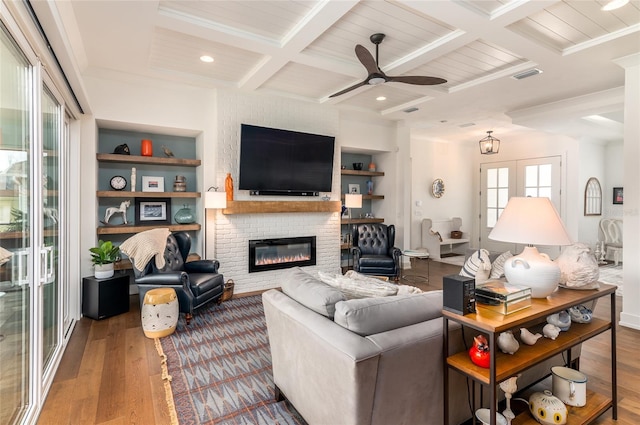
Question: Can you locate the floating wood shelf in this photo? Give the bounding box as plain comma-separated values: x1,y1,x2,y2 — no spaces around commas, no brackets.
97,223,200,235
340,194,384,200
97,191,200,198
222,200,342,214
341,218,384,224
97,153,201,167
340,170,384,177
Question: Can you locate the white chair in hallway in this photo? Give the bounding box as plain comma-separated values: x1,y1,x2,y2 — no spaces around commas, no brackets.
599,218,623,265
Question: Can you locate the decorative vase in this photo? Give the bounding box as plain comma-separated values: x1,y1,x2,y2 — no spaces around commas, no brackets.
94,263,114,279
368,162,376,171
366,180,373,195
225,173,234,201
173,175,187,192
174,205,195,224
141,139,153,156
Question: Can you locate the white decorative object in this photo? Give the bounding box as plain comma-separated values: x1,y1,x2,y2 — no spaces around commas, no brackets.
528,390,567,425
551,366,587,407
131,167,136,192
555,243,599,288
543,323,561,340
141,287,179,338
568,304,593,323
520,328,542,345
547,311,571,331
497,331,519,354
94,263,114,279
475,408,508,425
499,375,519,425
104,200,130,225
488,197,572,298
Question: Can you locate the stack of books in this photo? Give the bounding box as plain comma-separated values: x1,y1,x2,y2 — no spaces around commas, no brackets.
475,280,532,315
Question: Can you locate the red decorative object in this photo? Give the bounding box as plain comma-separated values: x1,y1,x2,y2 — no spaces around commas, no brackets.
141,139,153,156
469,335,490,368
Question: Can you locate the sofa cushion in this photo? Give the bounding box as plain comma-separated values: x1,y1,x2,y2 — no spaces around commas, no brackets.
460,249,491,278
281,267,345,318
333,291,443,336
489,251,513,279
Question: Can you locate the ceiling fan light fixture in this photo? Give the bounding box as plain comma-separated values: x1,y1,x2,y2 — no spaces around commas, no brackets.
479,131,500,155
602,0,629,11
368,76,386,85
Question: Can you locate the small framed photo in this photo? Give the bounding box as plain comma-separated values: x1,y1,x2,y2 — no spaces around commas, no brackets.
142,176,165,192
135,198,171,224
348,183,360,194
613,187,623,205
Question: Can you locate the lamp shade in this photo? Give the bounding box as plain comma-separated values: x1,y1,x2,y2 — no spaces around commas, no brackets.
345,193,362,209
488,197,571,246
204,190,227,209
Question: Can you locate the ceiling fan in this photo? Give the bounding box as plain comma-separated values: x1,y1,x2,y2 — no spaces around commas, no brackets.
329,33,447,98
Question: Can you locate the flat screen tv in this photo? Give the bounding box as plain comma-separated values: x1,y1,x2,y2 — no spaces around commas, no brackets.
239,124,335,196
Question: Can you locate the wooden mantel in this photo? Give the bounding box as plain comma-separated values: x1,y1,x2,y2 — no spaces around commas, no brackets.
222,200,342,214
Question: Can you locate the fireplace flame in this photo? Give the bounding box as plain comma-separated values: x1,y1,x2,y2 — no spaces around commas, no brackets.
256,253,311,266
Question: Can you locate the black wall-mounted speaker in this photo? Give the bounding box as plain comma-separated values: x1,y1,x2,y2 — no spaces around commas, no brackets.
443,274,476,315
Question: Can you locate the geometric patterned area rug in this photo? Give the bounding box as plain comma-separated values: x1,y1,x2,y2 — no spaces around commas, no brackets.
598,263,623,295
157,295,306,425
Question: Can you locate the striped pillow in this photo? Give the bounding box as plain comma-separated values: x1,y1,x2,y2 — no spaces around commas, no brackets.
459,249,491,278
490,251,513,279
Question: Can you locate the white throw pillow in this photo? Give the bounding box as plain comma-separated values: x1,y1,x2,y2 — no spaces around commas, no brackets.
489,251,513,279
459,249,491,278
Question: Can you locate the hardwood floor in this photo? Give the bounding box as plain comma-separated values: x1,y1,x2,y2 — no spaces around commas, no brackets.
38,261,639,424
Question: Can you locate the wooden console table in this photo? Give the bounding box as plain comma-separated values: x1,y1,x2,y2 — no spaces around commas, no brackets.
443,283,617,425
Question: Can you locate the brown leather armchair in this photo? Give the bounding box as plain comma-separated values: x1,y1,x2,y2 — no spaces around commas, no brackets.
134,232,224,324
351,223,402,281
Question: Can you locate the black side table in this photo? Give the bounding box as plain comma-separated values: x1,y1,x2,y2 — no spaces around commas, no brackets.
82,274,130,320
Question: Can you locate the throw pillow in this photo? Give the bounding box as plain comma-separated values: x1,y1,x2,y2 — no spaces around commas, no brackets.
489,251,513,279
281,267,345,318
459,249,491,278
333,291,443,336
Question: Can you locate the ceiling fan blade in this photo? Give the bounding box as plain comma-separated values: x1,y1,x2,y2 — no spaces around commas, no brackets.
355,44,380,75
387,75,447,85
329,80,369,98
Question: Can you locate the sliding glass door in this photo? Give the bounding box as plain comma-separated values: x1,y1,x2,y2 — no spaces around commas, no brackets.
0,21,33,424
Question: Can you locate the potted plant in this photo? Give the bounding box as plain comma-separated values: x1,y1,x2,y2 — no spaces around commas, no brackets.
90,240,120,279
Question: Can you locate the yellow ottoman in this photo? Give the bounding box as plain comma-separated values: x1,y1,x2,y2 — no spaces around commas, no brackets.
141,288,179,338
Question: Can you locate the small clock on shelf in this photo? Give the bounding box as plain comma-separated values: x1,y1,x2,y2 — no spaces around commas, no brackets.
109,175,127,191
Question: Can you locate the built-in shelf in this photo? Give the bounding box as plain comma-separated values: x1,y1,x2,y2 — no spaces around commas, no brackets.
341,218,384,224
0,230,57,239
96,191,200,198
97,223,200,235
114,253,201,270
222,200,341,214
340,170,384,177
96,153,201,167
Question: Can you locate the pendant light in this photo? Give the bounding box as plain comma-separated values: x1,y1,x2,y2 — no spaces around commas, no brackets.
479,131,500,155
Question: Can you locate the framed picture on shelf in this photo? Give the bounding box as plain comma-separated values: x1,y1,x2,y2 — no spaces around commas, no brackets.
135,198,171,225
142,176,165,192
613,187,623,204
348,183,360,194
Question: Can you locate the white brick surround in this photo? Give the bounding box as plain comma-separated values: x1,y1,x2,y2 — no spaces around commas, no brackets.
215,91,341,293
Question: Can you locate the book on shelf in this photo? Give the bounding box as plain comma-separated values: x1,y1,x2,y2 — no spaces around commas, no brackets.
475,280,532,315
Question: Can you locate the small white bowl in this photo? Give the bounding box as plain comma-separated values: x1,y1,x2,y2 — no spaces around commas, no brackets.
475,408,508,425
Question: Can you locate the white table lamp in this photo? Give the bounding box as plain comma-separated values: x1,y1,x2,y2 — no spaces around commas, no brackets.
488,197,572,298
204,187,227,258
344,193,362,222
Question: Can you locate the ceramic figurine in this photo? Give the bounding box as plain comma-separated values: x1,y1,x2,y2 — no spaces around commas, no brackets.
161,145,174,157
547,311,571,331
497,330,519,355
543,323,561,340
469,335,490,368
104,200,130,225
520,328,542,345
568,304,593,323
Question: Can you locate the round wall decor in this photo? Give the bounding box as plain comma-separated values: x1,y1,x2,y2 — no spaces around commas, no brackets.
109,175,127,191
432,178,445,198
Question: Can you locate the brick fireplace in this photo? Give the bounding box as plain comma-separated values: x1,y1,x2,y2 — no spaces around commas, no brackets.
248,236,316,272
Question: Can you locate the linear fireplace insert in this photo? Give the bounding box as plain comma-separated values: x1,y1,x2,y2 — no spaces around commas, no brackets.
249,236,316,272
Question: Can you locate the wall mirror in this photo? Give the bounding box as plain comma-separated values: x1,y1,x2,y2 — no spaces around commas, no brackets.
584,177,602,216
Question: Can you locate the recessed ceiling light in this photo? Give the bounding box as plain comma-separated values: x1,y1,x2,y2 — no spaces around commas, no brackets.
376,96,386,101
200,55,214,63
602,0,629,11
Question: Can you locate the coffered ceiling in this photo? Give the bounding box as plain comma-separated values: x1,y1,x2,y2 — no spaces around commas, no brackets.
37,0,640,142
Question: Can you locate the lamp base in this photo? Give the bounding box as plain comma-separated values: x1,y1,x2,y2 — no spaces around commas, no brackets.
504,246,560,298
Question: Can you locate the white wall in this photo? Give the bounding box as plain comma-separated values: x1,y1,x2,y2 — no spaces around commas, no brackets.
577,141,606,247
604,140,624,218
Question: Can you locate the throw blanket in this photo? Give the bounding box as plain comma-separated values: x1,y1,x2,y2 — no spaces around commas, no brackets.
120,228,171,272
318,270,423,299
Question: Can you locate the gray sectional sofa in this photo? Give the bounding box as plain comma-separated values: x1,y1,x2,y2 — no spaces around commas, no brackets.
262,267,579,425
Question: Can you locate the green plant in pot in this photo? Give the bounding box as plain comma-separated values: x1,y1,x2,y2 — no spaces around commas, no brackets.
90,240,120,279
